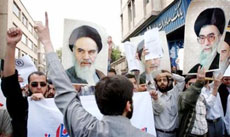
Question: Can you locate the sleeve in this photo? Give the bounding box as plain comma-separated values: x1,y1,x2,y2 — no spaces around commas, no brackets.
0,109,13,136
178,80,205,112
1,70,28,137
46,52,98,137
172,73,185,93
152,98,164,115
201,87,216,109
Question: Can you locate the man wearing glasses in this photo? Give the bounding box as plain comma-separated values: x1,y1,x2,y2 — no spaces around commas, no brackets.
189,8,226,73
27,71,48,100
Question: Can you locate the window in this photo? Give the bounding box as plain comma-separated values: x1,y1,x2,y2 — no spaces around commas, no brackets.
128,3,132,21
33,45,38,53
128,3,132,30
28,23,33,33
13,2,20,18
34,59,38,66
121,14,123,34
22,13,28,27
21,33,27,45
132,0,135,18
15,48,19,58
21,51,26,57
146,0,149,4
28,39,33,50
13,23,17,28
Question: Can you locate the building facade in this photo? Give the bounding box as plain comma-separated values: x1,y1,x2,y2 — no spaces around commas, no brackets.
110,56,128,75
0,0,46,72
119,0,191,71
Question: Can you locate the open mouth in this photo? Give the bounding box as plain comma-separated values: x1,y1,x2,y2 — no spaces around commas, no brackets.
81,62,91,66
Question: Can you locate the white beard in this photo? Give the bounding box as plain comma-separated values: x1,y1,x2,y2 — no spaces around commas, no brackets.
74,60,96,85
200,40,220,70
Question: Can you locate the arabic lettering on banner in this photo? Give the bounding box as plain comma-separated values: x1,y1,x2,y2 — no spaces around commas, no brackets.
142,0,188,35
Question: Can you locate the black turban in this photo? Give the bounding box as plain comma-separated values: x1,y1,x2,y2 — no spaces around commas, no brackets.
69,25,102,53
194,8,225,36
224,32,230,46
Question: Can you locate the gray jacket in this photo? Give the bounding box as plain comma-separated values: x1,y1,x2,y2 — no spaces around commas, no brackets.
46,52,155,137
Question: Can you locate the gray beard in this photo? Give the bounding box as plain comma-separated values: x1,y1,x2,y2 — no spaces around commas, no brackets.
199,41,219,70
74,60,96,85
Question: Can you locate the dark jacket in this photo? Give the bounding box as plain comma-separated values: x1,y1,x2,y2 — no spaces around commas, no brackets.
218,84,230,116
178,80,205,137
1,70,28,137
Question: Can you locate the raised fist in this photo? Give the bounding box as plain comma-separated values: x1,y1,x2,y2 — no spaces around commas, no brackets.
7,27,22,47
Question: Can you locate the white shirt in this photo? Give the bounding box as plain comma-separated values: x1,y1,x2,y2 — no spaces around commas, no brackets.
201,84,224,120
152,74,185,131
0,79,6,108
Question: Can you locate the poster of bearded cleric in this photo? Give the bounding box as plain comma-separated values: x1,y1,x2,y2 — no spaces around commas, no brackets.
130,30,171,75
62,19,108,85
183,0,230,74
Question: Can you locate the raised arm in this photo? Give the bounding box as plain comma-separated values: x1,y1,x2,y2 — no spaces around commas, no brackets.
178,67,205,111
1,27,28,137
34,12,54,54
3,28,22,77
34,13,97,137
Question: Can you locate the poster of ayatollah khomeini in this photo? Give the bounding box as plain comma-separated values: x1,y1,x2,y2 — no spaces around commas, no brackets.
62,19,108,86
183,0,230,74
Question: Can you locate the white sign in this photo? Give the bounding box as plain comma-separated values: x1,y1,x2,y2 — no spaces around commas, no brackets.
15,55,37,87
28,92,156,137
144,28,163,60
124,41,141,72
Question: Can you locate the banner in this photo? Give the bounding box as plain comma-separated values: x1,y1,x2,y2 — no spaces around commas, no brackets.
28,92,156,137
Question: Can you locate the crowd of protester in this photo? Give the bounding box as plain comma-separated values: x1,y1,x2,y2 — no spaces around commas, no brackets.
0,12,230,137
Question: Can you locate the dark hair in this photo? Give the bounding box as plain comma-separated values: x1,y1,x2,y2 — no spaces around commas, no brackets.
0,60,4,71
194,8,225,36
47,79,53,84
185,75,197,84
224,32,230,46
69,25,102,53
108,68,117,75
28,71,47,83
95,76,133,115
125,73,135,79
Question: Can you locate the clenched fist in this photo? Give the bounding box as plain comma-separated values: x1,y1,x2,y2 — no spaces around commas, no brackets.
7,27,22,47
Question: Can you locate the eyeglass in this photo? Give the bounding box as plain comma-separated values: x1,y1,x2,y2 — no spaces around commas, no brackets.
197,33,218,44
31,82,47,87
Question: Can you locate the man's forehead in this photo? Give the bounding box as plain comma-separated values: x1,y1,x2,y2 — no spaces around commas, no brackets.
156,75,167,80
74,37,98,50
221,42,230,50
30,74,46,80
199,25,220,35
223,76,230,79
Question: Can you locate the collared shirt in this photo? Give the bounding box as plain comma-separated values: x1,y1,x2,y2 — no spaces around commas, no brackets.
153,74,185,131
201,85,223,120
191,95,208,135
